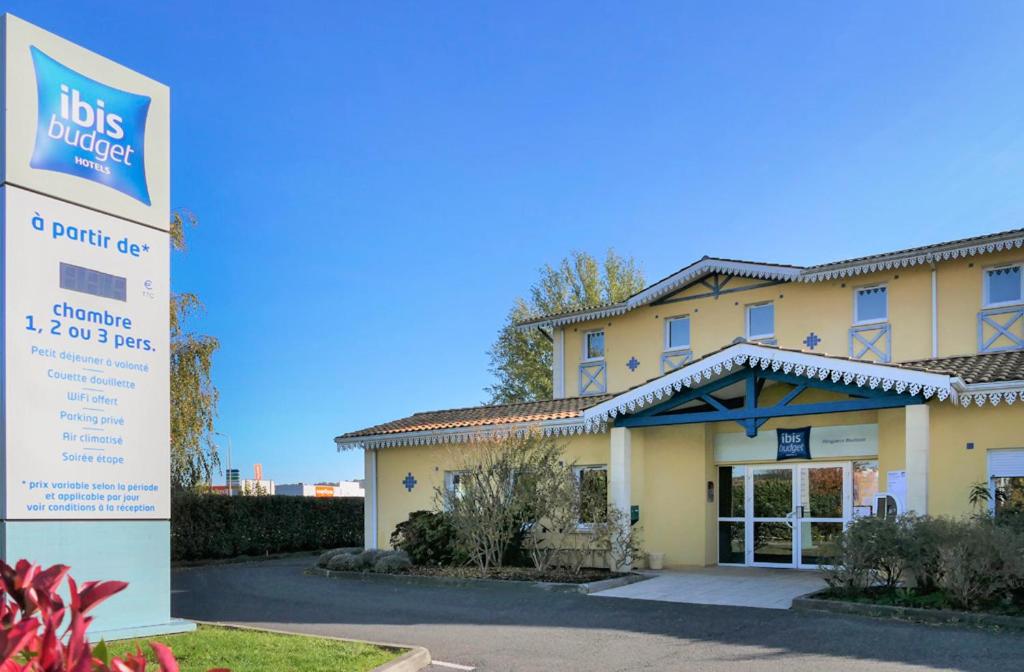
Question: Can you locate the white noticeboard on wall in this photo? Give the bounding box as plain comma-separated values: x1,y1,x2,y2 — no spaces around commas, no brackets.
3,187,169,519
887,470,907,512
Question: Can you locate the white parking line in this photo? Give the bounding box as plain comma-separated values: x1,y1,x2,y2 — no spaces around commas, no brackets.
431,661,476,671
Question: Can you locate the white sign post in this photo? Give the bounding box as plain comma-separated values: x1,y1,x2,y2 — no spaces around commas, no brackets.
1,14,188,637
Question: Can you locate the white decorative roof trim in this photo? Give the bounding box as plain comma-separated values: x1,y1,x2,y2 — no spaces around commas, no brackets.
517,304,631,330
801,234,1024,282
518,260,802,330
953,380,1024,408
581,343,956,427
518,232,1024,328
628,259,802,307
334,417,605,451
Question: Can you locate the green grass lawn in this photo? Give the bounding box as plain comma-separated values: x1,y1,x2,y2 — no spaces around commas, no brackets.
110,624,399,672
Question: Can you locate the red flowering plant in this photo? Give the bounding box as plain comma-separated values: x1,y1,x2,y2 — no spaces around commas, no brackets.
0,559,226,672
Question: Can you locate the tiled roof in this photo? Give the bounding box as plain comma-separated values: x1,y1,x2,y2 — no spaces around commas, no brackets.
517,228,1024,328
901,351,1024,385
335,349,1024,446
335,394,612,440
804,227,1024,273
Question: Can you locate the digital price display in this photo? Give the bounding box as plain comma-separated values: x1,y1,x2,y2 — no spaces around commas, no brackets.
59,262,127,301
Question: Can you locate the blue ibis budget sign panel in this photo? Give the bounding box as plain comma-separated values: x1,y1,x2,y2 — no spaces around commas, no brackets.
29,47,153,206
2,14,169,230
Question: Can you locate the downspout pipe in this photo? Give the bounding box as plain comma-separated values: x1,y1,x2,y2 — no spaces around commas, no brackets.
931,264,938,358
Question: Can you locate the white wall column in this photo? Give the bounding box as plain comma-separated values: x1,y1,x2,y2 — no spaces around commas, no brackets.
609,427,632,571
553,327,565,399
905,404,930,515
363,448,379,549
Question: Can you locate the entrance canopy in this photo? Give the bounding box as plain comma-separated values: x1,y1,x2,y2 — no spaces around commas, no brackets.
582,343,957,437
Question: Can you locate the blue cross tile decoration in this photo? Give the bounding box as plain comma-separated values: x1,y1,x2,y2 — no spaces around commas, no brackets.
803,332,821,350
626,356,640,372
402,472,417,492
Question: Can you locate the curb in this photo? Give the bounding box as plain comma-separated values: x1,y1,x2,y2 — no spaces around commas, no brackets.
309,565,648,593
791,593,1024,631
190,620,431,671
571,572,651,594
369,645,431,672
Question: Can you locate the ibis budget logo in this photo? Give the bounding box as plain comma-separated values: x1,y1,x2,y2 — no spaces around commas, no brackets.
29,47,152,205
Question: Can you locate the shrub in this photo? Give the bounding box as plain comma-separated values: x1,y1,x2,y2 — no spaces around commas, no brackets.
824,513,1024,612
357,549,386,566
324,549,410,573
318,548,344,567
936,521,1004,609
824,516,909,591
171,492,362,561
317,547,363,568
390,511,462,566
993,508,1024,536
901,516,957,592
373,551,412,573
327,552,366,572
0,558,226,671
822,522,878,595
438,432,568,573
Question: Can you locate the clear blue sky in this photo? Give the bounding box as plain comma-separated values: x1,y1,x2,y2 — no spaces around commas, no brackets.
12,2,1024,483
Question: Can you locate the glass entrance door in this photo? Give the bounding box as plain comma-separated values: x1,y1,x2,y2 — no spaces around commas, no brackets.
795,464,850,568
751,466,795,565
718,462,852,568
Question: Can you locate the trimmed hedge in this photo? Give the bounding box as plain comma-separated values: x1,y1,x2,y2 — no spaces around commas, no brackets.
171,493,363,561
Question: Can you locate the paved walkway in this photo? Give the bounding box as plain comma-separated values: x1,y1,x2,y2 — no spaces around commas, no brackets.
592,566,827,609
173,557,1024,671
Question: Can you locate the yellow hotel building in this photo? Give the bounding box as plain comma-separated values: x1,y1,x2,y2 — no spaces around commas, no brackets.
336,228,1024,570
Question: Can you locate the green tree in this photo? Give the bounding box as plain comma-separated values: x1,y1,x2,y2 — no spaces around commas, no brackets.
486,250,644,404
170,211,221,490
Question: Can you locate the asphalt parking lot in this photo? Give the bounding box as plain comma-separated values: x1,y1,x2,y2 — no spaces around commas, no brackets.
173,556,1024,671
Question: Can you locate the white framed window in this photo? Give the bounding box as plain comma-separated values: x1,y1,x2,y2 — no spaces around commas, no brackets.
984,264,1023,308
583,330,605,361
988,449,1024,515
573,465,608,525
444,471,469,504
664,315,691,351
854,284,888,324
745,302,774,341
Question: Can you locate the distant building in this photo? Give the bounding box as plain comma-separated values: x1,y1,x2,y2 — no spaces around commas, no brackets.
276,480,364,498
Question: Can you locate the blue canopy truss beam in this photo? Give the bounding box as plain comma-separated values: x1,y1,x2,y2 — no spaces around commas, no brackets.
612,368,923,435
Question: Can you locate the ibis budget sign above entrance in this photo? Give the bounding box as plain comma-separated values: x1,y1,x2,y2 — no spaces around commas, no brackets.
3,14,169,230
